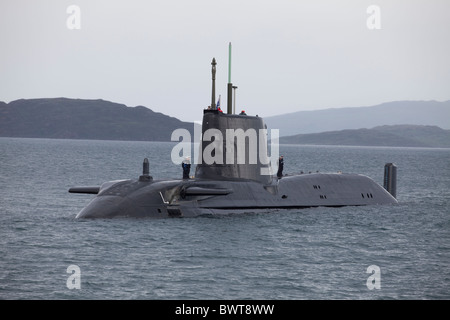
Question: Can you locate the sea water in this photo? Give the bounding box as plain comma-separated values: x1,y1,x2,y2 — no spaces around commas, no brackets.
0,138,449,299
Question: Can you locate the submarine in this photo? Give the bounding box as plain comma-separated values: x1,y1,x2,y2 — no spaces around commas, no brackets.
69,56,398,218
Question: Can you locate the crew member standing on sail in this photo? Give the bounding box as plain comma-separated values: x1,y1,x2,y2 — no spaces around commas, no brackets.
277,155,284,178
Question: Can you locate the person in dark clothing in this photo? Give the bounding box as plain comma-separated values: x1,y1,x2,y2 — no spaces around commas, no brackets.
182,157,191,179
277,155,284,178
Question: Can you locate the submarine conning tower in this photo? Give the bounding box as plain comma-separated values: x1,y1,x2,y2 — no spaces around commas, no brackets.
194,57,273,184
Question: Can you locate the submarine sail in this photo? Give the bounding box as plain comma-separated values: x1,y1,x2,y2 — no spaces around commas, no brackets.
195,109,272,184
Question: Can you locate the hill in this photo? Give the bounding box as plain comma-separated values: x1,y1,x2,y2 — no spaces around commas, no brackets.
0,98,195,141
264,100,450,136
279,125,450,148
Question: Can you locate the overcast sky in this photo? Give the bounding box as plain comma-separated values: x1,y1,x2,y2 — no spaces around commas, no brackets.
1,0,449,122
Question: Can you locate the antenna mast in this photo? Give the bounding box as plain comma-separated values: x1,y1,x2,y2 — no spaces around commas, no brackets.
227,42,233,114
211,57,217,109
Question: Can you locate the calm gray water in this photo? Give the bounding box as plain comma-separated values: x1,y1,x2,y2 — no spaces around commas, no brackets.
0,138,449,299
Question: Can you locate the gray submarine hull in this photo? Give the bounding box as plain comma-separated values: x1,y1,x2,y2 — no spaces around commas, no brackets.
73,172,397,219
69,58,397,218
71,110,398,219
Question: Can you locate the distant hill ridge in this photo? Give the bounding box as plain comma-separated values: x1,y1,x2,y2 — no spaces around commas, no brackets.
264,100,450,136
0,98,195,141
1,98,449,147
279,124,450,148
